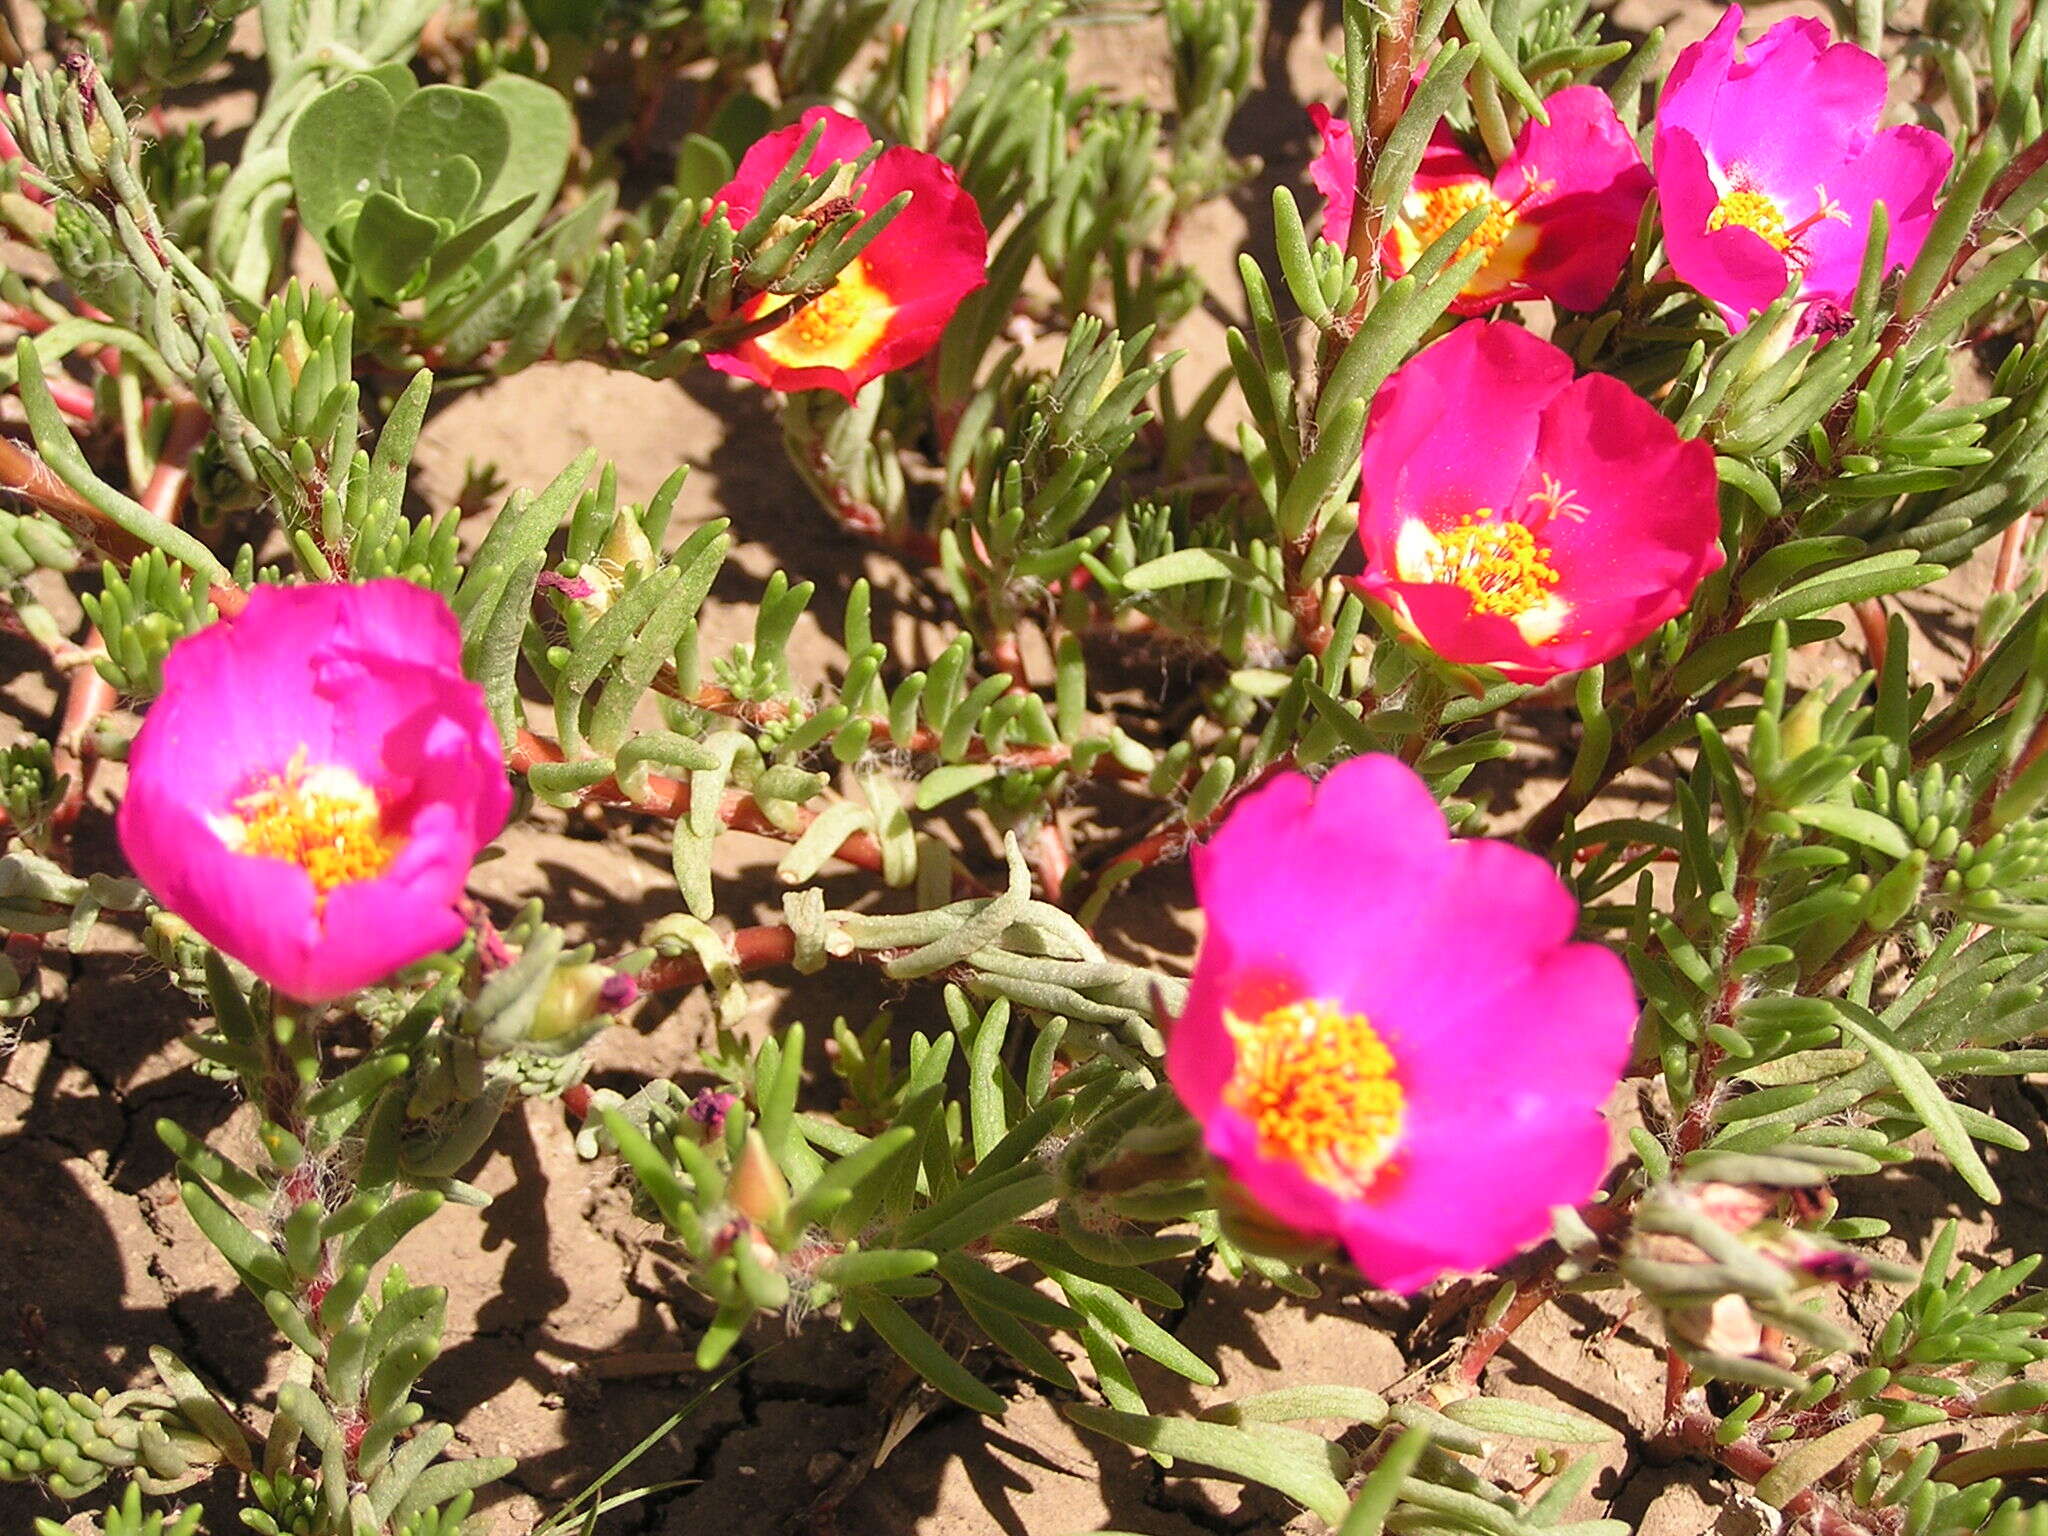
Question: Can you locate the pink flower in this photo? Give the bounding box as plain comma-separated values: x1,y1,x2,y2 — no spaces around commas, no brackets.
1653,7,1952,328
1354,321,1724,682
1165,755,1636,1293
707,107,988,400
118,582,510,1003
1309,87,1652,313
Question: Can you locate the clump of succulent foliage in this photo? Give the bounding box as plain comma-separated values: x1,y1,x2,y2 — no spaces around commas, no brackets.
9,0,2048,1532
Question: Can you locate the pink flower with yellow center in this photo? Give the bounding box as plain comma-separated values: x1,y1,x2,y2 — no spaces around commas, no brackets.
1309,86,1652,313
1653,7,1952,329
1354,321,1724,682
117,581,510,1003
1166,754,1636,1293
707,107,988,400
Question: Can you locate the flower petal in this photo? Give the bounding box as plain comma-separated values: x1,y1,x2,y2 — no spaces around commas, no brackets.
1506,86,1654,311
1656,126,1794,322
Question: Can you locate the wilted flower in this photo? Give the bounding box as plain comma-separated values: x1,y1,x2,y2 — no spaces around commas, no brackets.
1165,754,1637,1293
118,581,510,1003
686,1087,739,1138
707,106,988,400
1309,86,1652,313
1354,321,1724,682
1653,7,1952,329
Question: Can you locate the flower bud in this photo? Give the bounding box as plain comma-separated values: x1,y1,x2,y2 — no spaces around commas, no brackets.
1780,689,1828,761
529,962,637,1045
581,511,655,616
1693,1182,1773,1234
1670,1293,1764,1356
728,1129,790,1231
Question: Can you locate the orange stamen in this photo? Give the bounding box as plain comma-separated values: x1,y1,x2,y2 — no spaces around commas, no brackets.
1223,999,1406,1196
1403,181,1520,270
216,750,396,902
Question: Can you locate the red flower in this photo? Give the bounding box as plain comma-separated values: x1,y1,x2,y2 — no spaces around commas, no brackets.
1310,86,1652,314
1354,323,1724,681
707,108,988,400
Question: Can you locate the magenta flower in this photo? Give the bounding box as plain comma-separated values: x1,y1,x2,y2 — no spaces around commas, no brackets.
1653,7,1952,328
1165,755,1636,1293
1354,321,1724,682
707,107,988,400
1309,86,1652,313
118,581,510,1003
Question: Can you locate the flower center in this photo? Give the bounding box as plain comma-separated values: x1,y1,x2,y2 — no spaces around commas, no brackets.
752,256,895,371
1707,177,1849,264
1708,188,1791,251
1403,182,1520,269
215,752,396,899
1223,998,1406,1196
1400,513,1561,619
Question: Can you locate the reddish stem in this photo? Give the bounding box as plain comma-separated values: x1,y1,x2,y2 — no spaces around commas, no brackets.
1661,1344,1691,1422
510,728,987,894
1452,1198,1632,1383
1966,510,2038,677
1030,817,1072,902
639,923,800,991
1972,707,2048,840
49,401,208,840
1345,0,1421,280
41,374,96,423
1659,1407,1892,1535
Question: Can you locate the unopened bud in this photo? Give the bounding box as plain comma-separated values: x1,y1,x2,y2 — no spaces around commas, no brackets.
278,322,309,386
729,1129,789,1230
530,963,634,1044
581,513,655,616
1779,689,1827,761
1671,1293,1764,1357
1693,1182,1772,1235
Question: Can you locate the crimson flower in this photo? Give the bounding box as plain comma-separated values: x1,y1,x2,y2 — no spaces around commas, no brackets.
1309,86,1652,313
1354,321,1724,682
707,107,988,399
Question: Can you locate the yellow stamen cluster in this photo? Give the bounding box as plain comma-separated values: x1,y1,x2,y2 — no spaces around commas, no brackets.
1405,182,1520,269
754,256,895,371
221,754,395,899
1223,999,1406,1197
1423,515,1562,619
1707,188,1791,251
